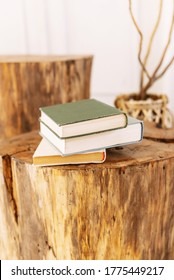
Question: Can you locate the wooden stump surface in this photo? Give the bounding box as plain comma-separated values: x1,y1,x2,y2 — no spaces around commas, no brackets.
0,131,174,259
144,121,174,142
0,55,92,140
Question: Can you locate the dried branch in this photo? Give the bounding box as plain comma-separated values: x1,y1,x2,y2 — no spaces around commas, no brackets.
140,0,163,88
152,0,174,77
129,0,174,100
141,55,174,97
140,0,174,98
129,0,151,80
153,56,174,82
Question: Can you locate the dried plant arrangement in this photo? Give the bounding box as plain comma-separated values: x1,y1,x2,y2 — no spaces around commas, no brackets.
129,0,174,99
115,0,174,128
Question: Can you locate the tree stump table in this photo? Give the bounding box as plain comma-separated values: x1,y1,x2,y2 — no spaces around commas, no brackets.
0,55,92,140
0,131,174,260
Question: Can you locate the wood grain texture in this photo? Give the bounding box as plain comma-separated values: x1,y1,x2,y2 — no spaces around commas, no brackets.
0,55,93,140
144,121,174,142
0,131,174,259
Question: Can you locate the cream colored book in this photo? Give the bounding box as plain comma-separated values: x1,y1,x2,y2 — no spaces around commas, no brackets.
33,138,106,166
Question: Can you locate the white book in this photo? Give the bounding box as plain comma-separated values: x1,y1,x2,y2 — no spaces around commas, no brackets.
33,138,106,166
40,117,143,156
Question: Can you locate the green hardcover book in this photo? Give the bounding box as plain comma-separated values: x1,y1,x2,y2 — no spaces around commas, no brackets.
39,99,128,138
40,116,143,156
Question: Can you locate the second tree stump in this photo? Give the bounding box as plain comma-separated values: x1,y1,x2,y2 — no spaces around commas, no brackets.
0,55,93,139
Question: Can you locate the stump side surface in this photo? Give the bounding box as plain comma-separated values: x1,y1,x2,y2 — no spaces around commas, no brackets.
0,55,92,139
0,131,174,259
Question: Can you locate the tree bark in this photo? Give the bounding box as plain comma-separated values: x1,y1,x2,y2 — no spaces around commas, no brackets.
0,55,93,140
0,131,174,259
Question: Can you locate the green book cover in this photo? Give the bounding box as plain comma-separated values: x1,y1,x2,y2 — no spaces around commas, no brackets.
40,98,127,126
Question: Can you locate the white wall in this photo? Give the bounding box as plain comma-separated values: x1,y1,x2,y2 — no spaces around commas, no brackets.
65,0,139,105
0,0,173,112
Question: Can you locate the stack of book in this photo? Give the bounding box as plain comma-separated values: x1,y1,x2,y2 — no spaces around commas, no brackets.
33,99,143,166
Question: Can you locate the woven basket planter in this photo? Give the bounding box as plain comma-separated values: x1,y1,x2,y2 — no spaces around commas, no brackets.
115,93,173,129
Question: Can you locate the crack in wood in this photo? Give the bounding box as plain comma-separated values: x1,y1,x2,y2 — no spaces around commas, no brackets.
2,154,18,224
45,240,56,258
